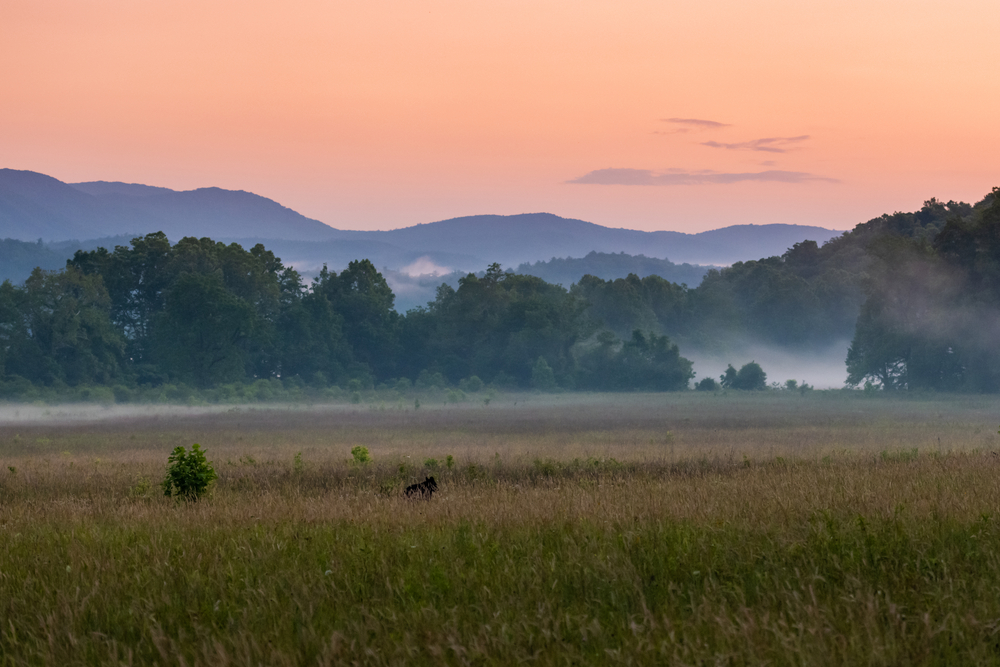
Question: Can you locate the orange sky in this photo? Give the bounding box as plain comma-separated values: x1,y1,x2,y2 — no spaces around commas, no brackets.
3,0,999,232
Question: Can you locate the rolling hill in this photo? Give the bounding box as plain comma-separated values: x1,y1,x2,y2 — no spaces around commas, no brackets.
0,169,841,276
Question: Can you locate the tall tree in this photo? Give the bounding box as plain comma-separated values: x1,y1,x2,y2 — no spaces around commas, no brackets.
411,264,588,386
312,260,400,380
2,268,123,386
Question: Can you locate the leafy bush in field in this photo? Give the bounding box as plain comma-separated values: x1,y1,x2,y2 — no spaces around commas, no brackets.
161,444,217,500
351,446,371,464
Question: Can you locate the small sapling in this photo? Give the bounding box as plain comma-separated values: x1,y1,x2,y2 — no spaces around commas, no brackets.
162,444,217,501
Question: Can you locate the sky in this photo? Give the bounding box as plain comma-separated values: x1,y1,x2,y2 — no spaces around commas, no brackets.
3,0,999,233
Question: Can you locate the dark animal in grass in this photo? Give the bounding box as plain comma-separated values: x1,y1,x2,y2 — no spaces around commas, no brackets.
405,476,438,499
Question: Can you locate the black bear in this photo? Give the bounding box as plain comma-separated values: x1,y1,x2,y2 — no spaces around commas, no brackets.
405,476,438,499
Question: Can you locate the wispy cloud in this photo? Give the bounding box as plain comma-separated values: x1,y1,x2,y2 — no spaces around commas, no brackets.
655,117,731,135
662,118,731,128
399,256,451,277
568,168,838,186
701,135,810,153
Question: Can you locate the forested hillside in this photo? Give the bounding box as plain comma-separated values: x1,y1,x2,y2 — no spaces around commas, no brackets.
572,196,980,358
0,188,997,398
846,191,1000,391
0,239,68,283
515,252,711,288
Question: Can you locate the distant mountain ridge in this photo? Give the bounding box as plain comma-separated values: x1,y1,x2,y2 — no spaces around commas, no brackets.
0,168,842,271
0,169,338,242
350,213,840,268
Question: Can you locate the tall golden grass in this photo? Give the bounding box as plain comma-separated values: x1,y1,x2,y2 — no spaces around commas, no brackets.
2,392,1000,664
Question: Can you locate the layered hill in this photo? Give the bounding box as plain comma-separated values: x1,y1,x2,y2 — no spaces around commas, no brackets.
0,169,841,274
0,169,338,243
330,213,841,269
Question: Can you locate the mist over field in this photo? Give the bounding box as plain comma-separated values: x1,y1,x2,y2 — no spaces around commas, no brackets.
0,403,247,426
687,341,851,389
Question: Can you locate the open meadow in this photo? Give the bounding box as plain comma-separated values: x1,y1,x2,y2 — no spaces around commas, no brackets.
3,391,1000,665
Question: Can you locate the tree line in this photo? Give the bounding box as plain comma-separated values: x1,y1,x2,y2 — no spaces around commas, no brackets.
569,189,999,395
1,186,998,396
0,233,694,395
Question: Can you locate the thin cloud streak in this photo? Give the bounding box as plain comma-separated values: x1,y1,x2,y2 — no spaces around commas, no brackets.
663,118,732,128
701,135,811,153
568,168,839,186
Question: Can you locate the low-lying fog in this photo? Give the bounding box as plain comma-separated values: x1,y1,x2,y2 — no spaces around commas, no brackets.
686,340,851,389
0,342,851,425
0,404,244,425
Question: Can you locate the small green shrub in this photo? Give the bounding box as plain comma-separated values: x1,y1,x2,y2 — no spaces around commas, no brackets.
351,446,371,464
446,454,455,469
129,476,152,498
424,458,439,470
162,444,217,501
533,458,558,477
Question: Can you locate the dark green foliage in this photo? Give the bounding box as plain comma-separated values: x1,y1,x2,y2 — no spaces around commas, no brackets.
458,375,484,392
568,196,975,355
152,272,259,386
847,189,1000,391
575,330,694,391
572,273,686,342
720,362,767,390
0,238,68,284
733,361,767,390
403,263,589,387
516,250,711,288
530,356,556,390
161,444,217,500
0,267,124,386
571,246,862,353
311,260,399,379
696,377,718,391
70,233,300,384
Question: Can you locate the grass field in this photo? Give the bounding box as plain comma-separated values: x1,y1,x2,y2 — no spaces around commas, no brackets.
2,392,1000,665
